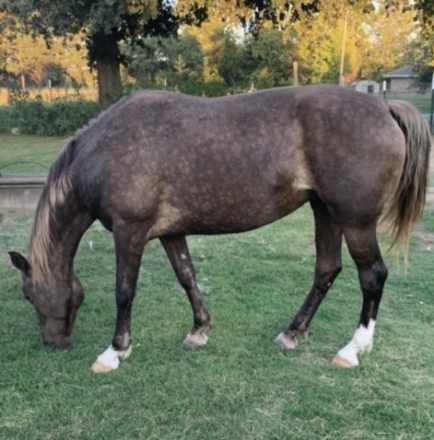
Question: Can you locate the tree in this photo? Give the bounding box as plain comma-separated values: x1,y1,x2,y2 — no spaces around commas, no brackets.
382,0,433,87
0,27,92,90
250,28,294,87
125,34,204,88
0,0,207,109
356,0,418,81
1,0,378,108
414,0,434,30
208,30,257,89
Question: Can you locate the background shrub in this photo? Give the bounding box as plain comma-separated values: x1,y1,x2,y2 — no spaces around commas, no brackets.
3,90,99,137
0,105,13,134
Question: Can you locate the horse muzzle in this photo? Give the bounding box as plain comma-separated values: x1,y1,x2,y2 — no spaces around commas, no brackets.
42,333,72,348
40,318,73,348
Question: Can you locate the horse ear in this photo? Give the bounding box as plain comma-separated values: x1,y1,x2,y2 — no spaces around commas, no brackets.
9,251,31,276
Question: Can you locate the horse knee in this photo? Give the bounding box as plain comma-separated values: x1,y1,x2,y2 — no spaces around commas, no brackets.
315,260,342,288
360,260,388,294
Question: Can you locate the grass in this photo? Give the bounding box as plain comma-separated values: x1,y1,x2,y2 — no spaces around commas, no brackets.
385,91,433,114
0,136,65,174
1,134,434,439
1,197,434,438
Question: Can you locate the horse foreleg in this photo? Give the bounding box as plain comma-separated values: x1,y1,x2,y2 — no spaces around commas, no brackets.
160,235,211,347
332,225,387,368
91,222,148,373
276,199,342,349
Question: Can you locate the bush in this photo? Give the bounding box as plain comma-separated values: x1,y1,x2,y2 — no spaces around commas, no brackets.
177,79,228,97
4,90,99,137
0,105,13,134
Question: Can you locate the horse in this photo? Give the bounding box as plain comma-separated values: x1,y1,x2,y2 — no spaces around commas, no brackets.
9,85,431,373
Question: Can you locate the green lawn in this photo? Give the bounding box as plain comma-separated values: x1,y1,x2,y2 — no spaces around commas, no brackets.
0,135,64,174
1,135,434,439
385,91,432,114
1,202,434,438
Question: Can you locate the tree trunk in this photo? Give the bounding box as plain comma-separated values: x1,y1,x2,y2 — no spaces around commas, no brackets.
96,58,122,110
90,31,123,110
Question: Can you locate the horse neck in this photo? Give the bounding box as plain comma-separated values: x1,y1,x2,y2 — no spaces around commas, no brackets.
29,195,92,281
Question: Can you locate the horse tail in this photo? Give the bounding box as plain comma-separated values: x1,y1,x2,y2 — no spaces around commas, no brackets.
384,100,431,253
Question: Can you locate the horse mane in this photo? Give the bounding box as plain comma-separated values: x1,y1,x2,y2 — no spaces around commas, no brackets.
29,138,77,280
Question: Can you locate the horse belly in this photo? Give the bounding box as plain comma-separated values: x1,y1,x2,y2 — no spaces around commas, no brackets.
147,184,310,239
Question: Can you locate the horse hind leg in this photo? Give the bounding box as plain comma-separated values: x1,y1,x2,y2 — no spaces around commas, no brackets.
160,235,212,347
276,199,342,349
332,224,387,368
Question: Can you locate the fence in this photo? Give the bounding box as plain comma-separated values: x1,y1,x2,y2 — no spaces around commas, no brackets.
371,84,434,133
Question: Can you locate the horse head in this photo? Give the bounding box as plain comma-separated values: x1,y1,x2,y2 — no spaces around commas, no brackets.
9,251,84,348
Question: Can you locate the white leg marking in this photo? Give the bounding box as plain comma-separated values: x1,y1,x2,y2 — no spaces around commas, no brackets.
91,344,132,373
334,320,376,368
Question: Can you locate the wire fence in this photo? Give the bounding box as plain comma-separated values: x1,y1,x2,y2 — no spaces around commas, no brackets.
380,84,434,133
359,84,434,133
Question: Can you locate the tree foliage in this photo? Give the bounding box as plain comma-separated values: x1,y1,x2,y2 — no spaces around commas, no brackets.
0,0,207,108
125,34,204,87
1,0,431,103
0,30,92,89
414,0,434,31
0,0,380,108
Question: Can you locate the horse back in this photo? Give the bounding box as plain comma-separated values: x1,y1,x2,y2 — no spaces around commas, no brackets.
71,86,405,235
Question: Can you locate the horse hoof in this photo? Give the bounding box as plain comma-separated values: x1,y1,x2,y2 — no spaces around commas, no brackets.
332,354,357,368
183,332,208,347
275,332,298,349
91,360,116,373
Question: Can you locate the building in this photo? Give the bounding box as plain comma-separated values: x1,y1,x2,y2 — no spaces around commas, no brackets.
348,80,380,94
383,65,417,92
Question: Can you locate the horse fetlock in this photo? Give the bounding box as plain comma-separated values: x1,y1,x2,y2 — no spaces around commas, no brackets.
196,310,212,328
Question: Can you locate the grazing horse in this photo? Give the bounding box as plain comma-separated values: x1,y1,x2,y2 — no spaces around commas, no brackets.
9,85,431,372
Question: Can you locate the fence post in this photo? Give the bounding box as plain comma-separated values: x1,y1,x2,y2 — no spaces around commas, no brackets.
430,74,434,134
293,61,299,87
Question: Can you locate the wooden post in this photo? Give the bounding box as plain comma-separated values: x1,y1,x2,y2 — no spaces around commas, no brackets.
339,11,348,86
18,57,26,91
293,61,299,87
48,79,52,104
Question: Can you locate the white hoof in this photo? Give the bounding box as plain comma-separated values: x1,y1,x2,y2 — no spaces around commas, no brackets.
332,354,358,368
90,344,132,373
91,360,116,373
333,344,359,368
183,332,208,347
275,332,298,349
